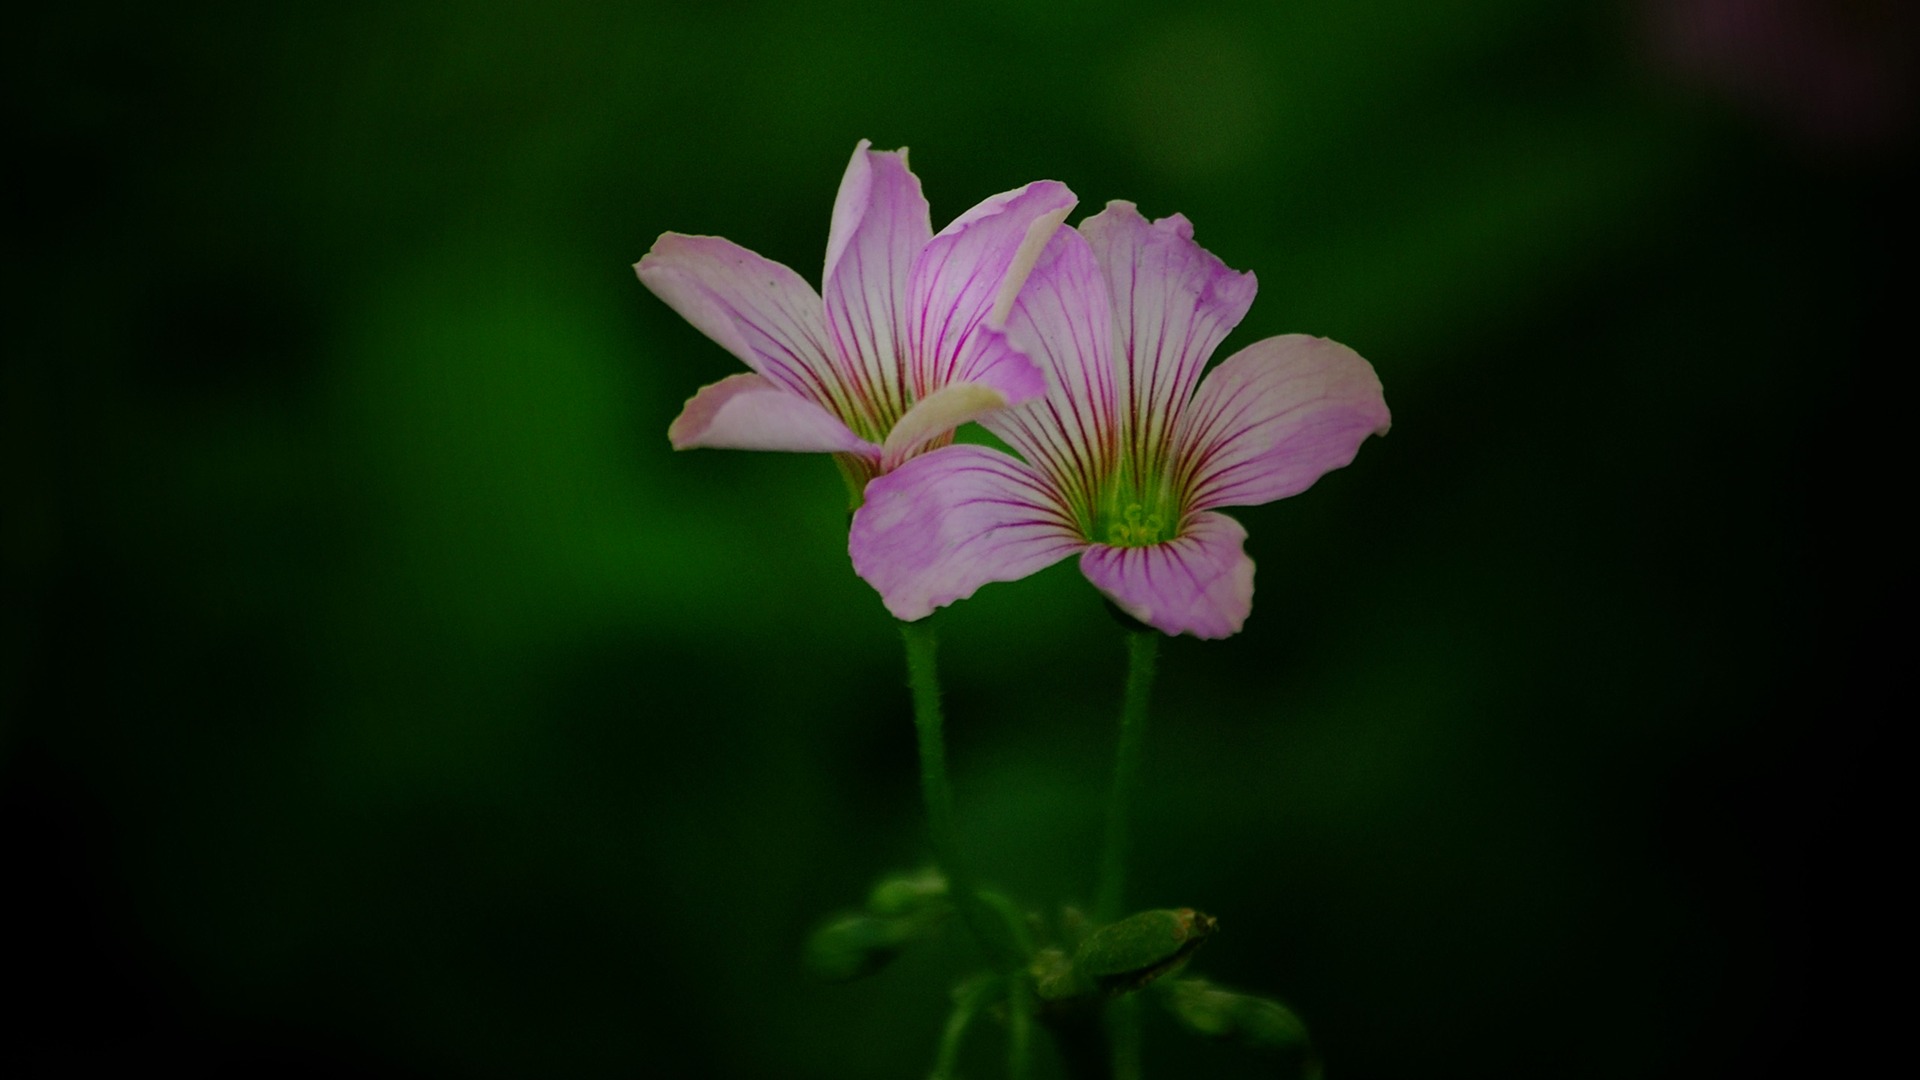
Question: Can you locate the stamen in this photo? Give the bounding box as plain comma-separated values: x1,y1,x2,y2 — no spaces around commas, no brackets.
1104,502,1167,546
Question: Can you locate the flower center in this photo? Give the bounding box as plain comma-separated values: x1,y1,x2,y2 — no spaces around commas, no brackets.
1106,503,1166,546
1092,463,1182,547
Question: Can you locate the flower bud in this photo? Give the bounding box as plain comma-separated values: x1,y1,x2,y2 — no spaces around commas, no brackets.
1162,978,1316,1071
804,913,920,982
1073,907,1216,994
866,867,948,918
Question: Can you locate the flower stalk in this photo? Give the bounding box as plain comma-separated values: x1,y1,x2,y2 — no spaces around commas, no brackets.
902,620,965,893
900,621,1026,974
1095,628,1160,1080
1096,629,1159,924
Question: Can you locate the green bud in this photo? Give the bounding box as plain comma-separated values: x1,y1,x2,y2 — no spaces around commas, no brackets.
1162,978,1315,1069
1165,980,1230,1037
1236,997,1311,1051
804,913,921,982
1056,905,1092,950
1073,908,1217,994
1029,946,1085,1001
866,867,949,918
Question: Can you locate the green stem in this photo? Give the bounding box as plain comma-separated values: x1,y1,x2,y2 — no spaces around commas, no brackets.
930,976,999,1080
903,620,1045,1079
1096,629,1159,1080
900,620,1023,970
1095,630,1159,923
902,620,967,893
1007,973,1035,1080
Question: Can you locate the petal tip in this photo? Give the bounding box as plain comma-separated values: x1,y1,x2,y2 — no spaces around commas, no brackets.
987,202,1075,328
1155,212,1196,240
665,398,709,450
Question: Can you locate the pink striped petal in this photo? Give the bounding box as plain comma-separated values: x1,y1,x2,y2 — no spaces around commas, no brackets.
947,324,1051,405
1175,335,1391,512
1079,202,1257,476
851,445,1087,621
906,181,1076,396
823,141,932,429
635,234,851,417
878,382,1002,469
1079,512,1255,639
877,326,1050,470
984,223,1120,515
669,373,879,455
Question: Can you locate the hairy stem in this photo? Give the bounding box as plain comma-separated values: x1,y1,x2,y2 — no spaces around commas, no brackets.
930,977,998,1080
903,620,966,893
1096,630,1160,923
1008,973,1035,1080
903,620,1041,1076
1096,629,1159,1080
901,620,1021,970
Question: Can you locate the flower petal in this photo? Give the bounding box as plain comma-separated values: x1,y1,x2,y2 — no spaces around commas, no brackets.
851,445,1087,621
823,141,933,432
879,380,1007,471
984,223,1120,516
877,323,1052,470
1079,512,1255,639
1175,335,1391,512
1078,202,1257,476
669,373,879,455
907,180,1076,395
949,324,1052,406
635,234,853,418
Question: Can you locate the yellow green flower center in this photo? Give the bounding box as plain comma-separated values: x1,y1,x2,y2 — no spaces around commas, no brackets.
1106,503,1165,546
1092,462,1181,547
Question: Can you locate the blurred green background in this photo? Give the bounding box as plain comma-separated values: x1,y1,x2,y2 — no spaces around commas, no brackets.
7,1,1904,1076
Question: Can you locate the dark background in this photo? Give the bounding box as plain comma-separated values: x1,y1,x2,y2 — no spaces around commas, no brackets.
7,1,1907,1076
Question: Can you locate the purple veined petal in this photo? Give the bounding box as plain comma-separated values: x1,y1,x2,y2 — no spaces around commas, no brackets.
879,324,1049,470
906,180,1076,397
879,382,1007,470
1175,335,1391,513
1078,202,1257,478
1079,511,1255,639
948,323,1050,407
669,372,881,455
984,223,1120,515
635,234,854,419
851,445,1088,621
822,141,933,430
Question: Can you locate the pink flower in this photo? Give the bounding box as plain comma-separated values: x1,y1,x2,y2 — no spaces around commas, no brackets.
850,203,1390,639
636,141,1076,491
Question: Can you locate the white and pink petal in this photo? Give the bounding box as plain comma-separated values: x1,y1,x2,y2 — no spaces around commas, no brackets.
877,332,1048,471
983,224,1120,512
879,382,1003,470
851,445,1087,622
1175,335,1391,513
668,373,878,455
1078,202,1257,473
635,234,850,416
906,180,1076,395
1079,512,1256,640
822,141,933,427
